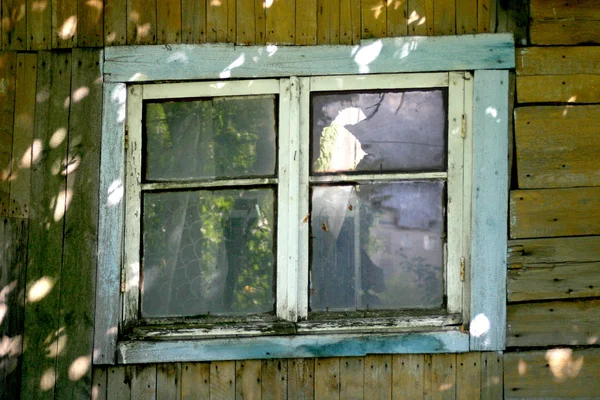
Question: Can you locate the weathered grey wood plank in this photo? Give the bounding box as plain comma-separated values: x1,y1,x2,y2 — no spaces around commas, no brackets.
55,47,103,400
481,352,502,400
117,331,470,364
106,366,131,400
94,82,126,364
392,354,424,399
508,236,600,266
210,361,235,400
287,358,314,400
156,363,180,400
339,357,363,400
180,363,210,399
0,52,16,217
314,358,339,400
429,354,456,400
104,34,515,82
235,360,262,400
0,218,28,400
21,50,71,400
92,367,108,400
507,299,600,347
364,355,392,400
261,359,287,400
130,364,156,399
456,352,481,400
470,70,509,351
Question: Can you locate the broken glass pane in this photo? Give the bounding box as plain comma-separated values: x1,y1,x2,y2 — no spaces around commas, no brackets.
144,95,277,181
311,89,447,173
310,181,444,311
142,188,275,317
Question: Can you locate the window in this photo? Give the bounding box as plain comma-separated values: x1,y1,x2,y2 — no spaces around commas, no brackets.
96,35,513,364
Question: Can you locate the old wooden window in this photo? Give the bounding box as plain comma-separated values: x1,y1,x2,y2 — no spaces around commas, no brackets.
96,35,513,364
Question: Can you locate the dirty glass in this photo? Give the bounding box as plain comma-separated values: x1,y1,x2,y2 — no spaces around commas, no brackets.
310,181,444,311
144,95,277,181
311,90,447,173
142,189,275,317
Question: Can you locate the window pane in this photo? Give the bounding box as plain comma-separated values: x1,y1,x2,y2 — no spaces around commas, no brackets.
144,95,277,181
310,181,444,312
142,189,275,317
311,90,446,173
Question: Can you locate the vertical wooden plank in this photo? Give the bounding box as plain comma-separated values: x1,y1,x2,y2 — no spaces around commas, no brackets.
392,354,424,399
54,48,102,400
340,357,364,400
227,0,236,44
0,218,28,400
456,353,481,400
339,0,359,44
9,51,36,218
288,358,314,400
236,360,262,400
27,0,51,49
131,365,156,399
182,0,206,44
52,0,77,48
254,0,266,44
424,0,433,35
93,82,125,364
262,359,287,400
433,0,455,35
315,358,339,400
127,0,156,44
236,0,256,44
107,366,131,400
157,363,180,400
470,70,508,351
206,0,228,42
362,0,386,38
477,0,491,33
181,363,210,399
456,0,477,34
21,50,71,400
481,352,502,400
295,0,316,45
157,0,181,44
210,361,235,400
78,0,104,46
430,354,456,400
1,0,28,49
365,355,392,400
423,354,433,399
387,0,408,37
317,0,339,45
0,51,16,216
104,0,127,45
92,367,108,400
266,0,295,44
407,0,428,36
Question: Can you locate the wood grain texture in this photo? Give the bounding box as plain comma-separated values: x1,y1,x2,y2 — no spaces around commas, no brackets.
266,0,294,44
104,0,127,45
261,359,287,400
517,74,600,103
480,352,502,400
206,0,229,42
508,236,600,266
470,70,509,351
516,46,600,76
314,358,339,400
339,0,360,44
407,0,429,36
433,0,455,35
340,357,364,400
364,355,392,400
2,0,28,49
55,48,102,400
456,352,480,400
130,364,156,399
477,0,492,33
181,363,210,399
254,0,266,44
386,0,407,37
392,354,424,399
530,0,600,45
51,0,77,48
507,299,600,347
514,106,600,188
236,0,256,44
107,367,131,400
182,0,206,44
27,0,51,49
127,0,156,44
295,0,317,45
78,0,104,47
510,187,600,239
430,354,456,400
456,0,477,34
156,363,180,400
361,0,386,39
157,0,181,44
0,51,16,216
504,348,600,399
21,51,70,400
287,358,314,400
236,360,262,400
509,262,600,302
0,218,28,400
104,34,515,82
92,367,108,400
317,0,340,44
210,361,235,400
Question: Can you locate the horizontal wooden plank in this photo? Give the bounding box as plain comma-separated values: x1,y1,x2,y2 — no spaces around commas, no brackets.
530,0,600,20
117,331,470,364
507,299,600,347
517,74,600,103
530,20,600,45
516,47,600,76
104,34,515,82
509,262,600,302
510,187,600,239
514,106,600,188
504,348,600,398
508,236,600,266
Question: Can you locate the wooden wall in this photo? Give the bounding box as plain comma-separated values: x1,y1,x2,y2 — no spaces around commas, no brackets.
1,0,599,399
